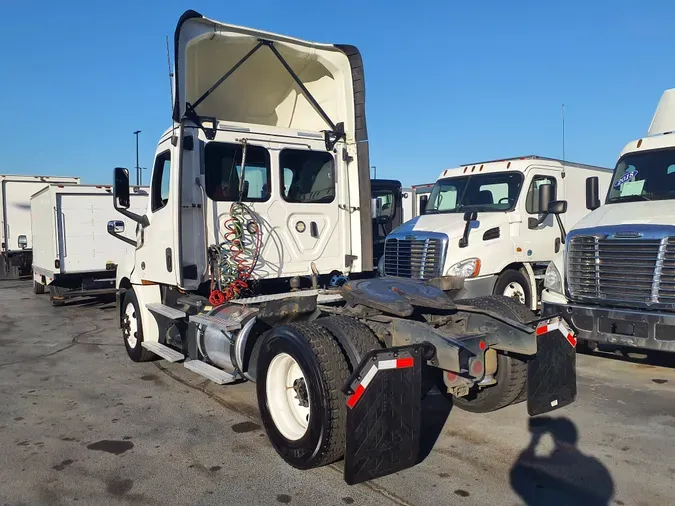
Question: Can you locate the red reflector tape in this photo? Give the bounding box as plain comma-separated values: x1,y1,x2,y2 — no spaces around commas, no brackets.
536,325,549,335
566,333,577,348
396,357,414,369
347,384,365,409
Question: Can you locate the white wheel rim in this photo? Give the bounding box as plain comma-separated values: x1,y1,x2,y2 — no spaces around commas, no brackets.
503,281,526,305
266,353,310,441
124,303,139,348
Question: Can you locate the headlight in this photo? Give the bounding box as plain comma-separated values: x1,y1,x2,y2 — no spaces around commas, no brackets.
544,262,562,293
447,258,481,278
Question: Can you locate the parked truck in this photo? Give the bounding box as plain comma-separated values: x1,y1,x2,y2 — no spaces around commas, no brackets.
31,184,148,305
0,174,80,278
383,157,612,311
109,10,577,484
542,88,675,354
401,183,434,222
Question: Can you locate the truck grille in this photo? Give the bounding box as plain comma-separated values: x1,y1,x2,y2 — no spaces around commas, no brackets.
383,237,444,279
567,235,675,305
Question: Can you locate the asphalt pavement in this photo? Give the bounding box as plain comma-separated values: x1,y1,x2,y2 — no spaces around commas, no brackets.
1,279,674,505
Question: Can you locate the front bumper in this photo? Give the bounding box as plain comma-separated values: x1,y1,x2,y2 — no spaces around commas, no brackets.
457,275,497,299
542,300,675,353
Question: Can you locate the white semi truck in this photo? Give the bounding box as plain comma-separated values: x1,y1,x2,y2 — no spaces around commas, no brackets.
0,174,80,278
542,88,675,354
109,10,577,484
383,157,612,311
31,184,148,304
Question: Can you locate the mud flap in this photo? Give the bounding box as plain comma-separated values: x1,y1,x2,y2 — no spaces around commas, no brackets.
342,345,427,485
527,317,577,416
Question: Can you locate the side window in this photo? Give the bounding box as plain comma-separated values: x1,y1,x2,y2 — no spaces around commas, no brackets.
151,151,171,212
526,175,557,214
205,143,271,202
280,149,335,203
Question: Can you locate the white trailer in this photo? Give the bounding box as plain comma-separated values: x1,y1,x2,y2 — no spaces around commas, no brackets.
108,10,577,485
1,174,80,278
401,183,434,223
384,156,613,311
31,184,148,305
543,88,675,354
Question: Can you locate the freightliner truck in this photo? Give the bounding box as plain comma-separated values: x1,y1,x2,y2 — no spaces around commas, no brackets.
543,88,675,355
109,10,577,484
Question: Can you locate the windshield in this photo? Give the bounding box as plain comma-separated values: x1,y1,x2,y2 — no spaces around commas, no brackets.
425,172,524,214
607,148,675,203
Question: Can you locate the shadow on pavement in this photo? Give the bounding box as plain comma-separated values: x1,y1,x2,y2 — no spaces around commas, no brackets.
418,373,453,463
510,416,613,505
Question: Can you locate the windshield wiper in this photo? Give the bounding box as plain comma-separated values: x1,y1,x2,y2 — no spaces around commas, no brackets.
610,194,652,203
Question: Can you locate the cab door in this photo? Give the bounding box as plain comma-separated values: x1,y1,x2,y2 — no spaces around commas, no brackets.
517,169,562,261
132,138,179,285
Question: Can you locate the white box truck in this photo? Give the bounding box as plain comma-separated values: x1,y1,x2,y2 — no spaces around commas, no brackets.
383,156,613,311
542,88,675,354
1,174,80,278
31,184,148,305
106,10,577,485
401,183,434,223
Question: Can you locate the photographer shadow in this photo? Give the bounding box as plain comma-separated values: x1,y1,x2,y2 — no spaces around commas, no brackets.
510,417,614,506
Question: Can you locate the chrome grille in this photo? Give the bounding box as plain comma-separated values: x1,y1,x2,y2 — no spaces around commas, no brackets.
384,237,444,279
567,235,675,305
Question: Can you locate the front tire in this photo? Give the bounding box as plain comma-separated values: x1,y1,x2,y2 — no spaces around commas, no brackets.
494,269,531,308
257,322,349,470
122,289,155,362
452,295,532,413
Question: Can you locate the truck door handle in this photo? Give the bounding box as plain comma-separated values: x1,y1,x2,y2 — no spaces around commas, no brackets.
310,222,319,238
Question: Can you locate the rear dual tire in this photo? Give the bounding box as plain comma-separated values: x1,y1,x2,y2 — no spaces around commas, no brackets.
451,296,532,413
257,317,382,470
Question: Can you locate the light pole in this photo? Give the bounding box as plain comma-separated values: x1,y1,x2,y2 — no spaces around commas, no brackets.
133,130,141,185
371,165,377,179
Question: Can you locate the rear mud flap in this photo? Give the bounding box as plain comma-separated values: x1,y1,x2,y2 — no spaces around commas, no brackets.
527,317,577,416
342,345,427,485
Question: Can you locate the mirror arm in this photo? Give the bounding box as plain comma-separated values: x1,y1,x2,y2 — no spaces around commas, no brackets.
114,204,149,227
107,228,138,247
555,214,566,244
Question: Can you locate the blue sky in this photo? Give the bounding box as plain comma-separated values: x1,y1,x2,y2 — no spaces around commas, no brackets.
1,1,674,186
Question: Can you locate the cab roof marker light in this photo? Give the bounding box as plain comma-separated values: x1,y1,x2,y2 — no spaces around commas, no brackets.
507,162,511,169
637,139,643,148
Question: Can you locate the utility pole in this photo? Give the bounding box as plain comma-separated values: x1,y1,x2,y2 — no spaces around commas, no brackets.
133,130,142,185
371,165,377,179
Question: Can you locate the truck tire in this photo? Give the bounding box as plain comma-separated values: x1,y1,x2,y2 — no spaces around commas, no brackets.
452,295,532,413
315,315,383,370
257,322,350,470
122,289,155,362
494,269,531,308
49,285,66,307
34,281,45,295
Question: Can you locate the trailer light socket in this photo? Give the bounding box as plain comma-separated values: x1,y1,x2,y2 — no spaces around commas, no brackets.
54,259,60,269
17,235,28,249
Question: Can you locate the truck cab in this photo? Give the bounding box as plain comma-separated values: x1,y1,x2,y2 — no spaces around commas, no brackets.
383,157,612,310
371,179,404,267
542,89,675,353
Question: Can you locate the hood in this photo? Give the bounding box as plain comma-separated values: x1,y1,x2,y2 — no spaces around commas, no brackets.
573,200,675,230
172,11,365,142
391,213,508,240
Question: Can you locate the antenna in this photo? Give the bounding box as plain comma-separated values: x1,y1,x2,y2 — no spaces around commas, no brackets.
561,103,566,163
166,35,177,142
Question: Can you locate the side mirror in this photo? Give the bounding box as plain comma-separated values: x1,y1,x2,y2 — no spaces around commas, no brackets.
547,200,567,215
419,194,429,215
538,183,553,215
459,211,478,248
586,176,601,210
463,211,478,222
114,167,131,209
107,220,125,234
107,220,136,247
